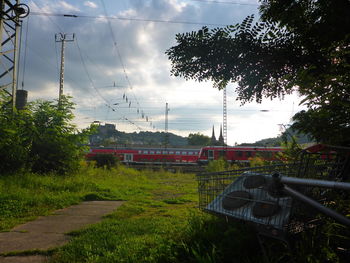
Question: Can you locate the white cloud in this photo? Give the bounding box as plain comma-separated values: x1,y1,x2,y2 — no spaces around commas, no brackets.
84,1,98,9
21,0,302,144
57,1,80,12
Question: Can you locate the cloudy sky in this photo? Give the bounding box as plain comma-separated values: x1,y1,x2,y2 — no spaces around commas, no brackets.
11,0,305,145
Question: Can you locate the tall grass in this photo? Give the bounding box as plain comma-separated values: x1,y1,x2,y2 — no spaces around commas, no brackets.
1,165,263,262
3,164,345,262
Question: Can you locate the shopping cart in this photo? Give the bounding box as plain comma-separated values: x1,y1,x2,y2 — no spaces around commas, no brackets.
197,144,350,240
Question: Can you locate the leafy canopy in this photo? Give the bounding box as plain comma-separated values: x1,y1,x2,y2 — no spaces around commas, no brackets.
0,92,95,175
187,132,211,146
166,0,350,145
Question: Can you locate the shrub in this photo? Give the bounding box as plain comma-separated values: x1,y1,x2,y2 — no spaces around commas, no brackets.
206,158,229,172
0,91,95,175
90,154,118,169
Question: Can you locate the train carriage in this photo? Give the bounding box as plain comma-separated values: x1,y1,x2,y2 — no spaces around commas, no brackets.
197,146,283,164
87,147,201,164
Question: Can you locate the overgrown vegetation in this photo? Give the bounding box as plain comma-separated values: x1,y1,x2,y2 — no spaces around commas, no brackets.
0,92,94,174
0,166,262,262
2,164,348,262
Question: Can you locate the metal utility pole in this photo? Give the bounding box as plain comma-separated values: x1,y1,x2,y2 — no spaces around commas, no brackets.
0,0,29,111
223,87,227,145
164,102,170,148
55,33,74,104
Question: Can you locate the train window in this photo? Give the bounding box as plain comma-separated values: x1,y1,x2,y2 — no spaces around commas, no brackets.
176,151,180,155
237,151,243,157
138,150,142,154
246,151,252,157
162,151,168,154
188,152,193,155
143,150,148,154
182,151,187,155
219,150,225,157
156,151,161,154
169,151,174,154
208,150,214,160
150,151,155,154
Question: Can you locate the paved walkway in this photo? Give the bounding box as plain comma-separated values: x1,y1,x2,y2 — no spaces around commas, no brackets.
0,201,124,263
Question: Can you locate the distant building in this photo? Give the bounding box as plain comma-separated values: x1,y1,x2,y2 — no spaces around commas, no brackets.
218,125,224,145
211,125,217,145
211,125,225,146
98,123,116,136
90,123,117,145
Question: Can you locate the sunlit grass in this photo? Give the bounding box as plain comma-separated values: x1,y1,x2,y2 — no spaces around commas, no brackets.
0,164,260,262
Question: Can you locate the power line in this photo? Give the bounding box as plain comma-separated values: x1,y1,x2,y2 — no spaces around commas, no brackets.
189,0,258,6
29,12,230,27
31,0,64,32
75,37,145,131
75,38,111,105
100,0,156,130
25,3,144,130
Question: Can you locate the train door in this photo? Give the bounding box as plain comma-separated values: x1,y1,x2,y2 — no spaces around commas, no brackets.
124,153,133,163
208,150,214,161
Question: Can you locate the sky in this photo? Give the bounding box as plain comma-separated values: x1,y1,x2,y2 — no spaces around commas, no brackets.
6,0,306,145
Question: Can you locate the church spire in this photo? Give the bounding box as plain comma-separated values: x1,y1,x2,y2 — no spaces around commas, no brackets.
211,125,216,145
218,124,224,145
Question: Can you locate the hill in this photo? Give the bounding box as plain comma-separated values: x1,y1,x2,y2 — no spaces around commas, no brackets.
90,124,313,148
239,127,313,147
90,124,188,146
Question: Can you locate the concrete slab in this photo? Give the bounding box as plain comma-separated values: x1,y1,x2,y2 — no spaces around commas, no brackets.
0,255,49,263
0,201,124,255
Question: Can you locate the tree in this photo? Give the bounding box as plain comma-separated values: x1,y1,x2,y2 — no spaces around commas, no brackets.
188,133,211,146
28,96,95,174
166,0,350,145
0,92,32,173
0,91,95,175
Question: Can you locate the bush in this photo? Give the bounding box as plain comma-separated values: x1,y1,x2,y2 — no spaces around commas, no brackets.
90,154,118,169
0,94,32,174
206,158,229,172
0,92,95,175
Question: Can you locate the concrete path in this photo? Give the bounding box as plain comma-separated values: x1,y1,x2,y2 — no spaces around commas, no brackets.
0,201,124,263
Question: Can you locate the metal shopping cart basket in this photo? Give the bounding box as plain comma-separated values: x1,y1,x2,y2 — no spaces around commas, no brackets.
197,144,350,241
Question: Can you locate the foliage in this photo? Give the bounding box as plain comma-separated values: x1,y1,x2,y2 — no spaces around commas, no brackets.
0,92,94,175
275,136,303,162
166,0,350,145
0,92,33,174
188,132,211,146
177,212,260,263
248,156,266,167
28,97,94,174
205,158,240,172
89,153,118,169
205,158,229,172
1,166,348,262
90,129,189,147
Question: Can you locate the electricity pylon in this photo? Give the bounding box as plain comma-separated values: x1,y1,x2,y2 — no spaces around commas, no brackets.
223,87,227,145
55,33,74,105
164,102,170,148
0,0,29,111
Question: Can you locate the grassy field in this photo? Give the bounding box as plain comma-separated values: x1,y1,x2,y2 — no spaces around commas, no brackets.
2,163,349,263
0,164,260,262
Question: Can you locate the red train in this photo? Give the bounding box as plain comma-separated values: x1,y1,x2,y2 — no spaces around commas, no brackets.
87,145,283,165
86,147,201,164
197,146,283,164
